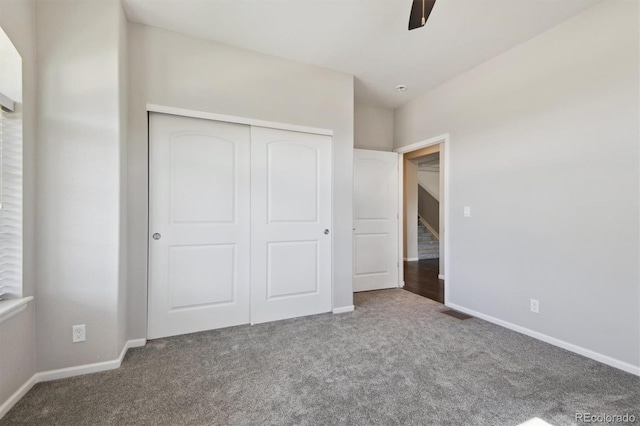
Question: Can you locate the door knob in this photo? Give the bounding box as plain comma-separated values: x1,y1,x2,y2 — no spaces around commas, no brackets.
152,233,161,240
324,229,330,235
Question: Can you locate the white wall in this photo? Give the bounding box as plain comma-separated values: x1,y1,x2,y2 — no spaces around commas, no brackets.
417,170,439,200
395,1,639,370
354,103,393,151
117,0,129,355
35,0,127,371
0,0,36,408
127,24,355,339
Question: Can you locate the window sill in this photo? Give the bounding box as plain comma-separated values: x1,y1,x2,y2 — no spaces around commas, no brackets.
0,296,34,325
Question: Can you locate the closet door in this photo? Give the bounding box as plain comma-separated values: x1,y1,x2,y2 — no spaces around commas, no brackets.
148,113,251,339
250,127,332,324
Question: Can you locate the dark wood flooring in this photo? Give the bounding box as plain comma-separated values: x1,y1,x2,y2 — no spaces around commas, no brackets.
403,259,444,304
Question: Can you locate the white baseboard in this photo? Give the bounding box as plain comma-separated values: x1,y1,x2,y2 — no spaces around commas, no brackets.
333,305,354,314
446,302,640,377
0,338,147,420
404,257,419,262
438,274,445,280
37,338,147,382
0,374,37,419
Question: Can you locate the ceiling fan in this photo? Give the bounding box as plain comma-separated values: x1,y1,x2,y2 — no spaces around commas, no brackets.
408,0,437,31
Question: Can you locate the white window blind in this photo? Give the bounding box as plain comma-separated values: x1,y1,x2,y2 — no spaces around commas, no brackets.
0,104,23,300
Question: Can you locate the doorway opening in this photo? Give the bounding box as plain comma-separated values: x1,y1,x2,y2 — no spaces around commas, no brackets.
395,135,448,304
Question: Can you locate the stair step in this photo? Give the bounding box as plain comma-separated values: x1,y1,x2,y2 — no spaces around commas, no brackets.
417,220,439,257
417,225,437,237
419,242,436,248
419,248,438,252
418,232,439,259
418,252,439,260
418,244,438,248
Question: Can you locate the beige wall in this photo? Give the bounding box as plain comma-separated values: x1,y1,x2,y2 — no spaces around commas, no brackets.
418,186,438,233
354,103,393,151
127,24,355,339
395,1,639,369
438,147,444,274
35,0,127,371
403,158,418,260
0,0,37,407
417,170,439,200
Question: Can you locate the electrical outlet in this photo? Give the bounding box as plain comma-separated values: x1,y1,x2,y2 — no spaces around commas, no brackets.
530,299,539,314
72,325,86,343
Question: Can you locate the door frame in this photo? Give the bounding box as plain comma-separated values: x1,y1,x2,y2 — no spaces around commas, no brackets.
147,104,333,136
146,104,335,338
394,134,450,303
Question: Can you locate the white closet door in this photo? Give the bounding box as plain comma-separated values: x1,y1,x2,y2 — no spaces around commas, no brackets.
353,149,399,292
250,127,332,324
148,113,251,339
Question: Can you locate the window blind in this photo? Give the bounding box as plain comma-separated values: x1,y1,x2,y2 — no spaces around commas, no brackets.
0,105,23,300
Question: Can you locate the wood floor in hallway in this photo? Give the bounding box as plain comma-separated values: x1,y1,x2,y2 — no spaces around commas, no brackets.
403,258,444,303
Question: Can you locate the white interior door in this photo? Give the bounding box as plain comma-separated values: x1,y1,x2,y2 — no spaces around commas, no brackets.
148,113,251,339
250,127,332,324
353,149,399,292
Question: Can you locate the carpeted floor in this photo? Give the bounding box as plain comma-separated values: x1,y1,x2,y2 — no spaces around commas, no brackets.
3,289,639,425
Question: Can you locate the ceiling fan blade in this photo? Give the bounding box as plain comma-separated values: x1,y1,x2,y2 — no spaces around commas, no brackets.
408,0,437,31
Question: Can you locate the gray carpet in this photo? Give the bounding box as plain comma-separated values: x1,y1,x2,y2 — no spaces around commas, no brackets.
3,289,639,425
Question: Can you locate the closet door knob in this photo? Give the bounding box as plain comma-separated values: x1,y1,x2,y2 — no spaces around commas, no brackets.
152,233,162,240
324,229,330,235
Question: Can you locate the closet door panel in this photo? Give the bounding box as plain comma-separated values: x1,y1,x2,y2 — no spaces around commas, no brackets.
148,113,251,339
250,127,332,324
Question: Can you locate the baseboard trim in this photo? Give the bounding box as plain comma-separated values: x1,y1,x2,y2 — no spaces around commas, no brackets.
36,338,147,382
333,305,355,314
446,302,640,377
404,257,419,262
0,374,37,419
0,338,147,420
438,274,445,280
119,338,147,361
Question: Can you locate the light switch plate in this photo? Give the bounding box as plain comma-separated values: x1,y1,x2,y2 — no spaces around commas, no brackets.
464,206,471,217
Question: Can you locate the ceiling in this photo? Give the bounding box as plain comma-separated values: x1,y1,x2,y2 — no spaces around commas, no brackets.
411,152,440,172
122,0,601,109
416,153,439,171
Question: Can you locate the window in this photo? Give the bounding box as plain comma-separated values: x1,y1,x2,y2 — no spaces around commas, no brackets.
0,26,23,301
